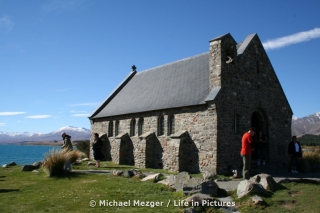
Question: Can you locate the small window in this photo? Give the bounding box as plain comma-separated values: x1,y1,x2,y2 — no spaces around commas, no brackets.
138,118,144,136
130,118,136,136
158,116,164,136
168,115,175,135
115,120,119,136
108,121,113,137
256,61,260,73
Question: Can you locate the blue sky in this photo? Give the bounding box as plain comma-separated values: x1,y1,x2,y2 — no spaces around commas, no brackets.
1,0,320,133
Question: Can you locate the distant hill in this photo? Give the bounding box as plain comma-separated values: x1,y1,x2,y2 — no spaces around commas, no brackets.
297,134,320,146
292,112,320,136
0,126,90,143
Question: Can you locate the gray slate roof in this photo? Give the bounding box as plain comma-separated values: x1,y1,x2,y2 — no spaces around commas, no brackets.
92,52,214,118
91,35,254,118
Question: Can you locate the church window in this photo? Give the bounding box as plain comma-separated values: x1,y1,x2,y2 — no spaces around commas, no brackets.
115,120,119,136
138,118,144,136
108,121,113,137
168,115,175,135
158,116,164,136
130,118,136,136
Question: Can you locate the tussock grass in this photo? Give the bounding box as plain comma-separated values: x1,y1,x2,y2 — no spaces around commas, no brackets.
43,149,86,177
303,149,320,164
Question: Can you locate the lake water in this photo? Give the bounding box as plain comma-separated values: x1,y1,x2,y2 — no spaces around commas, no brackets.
0,144,62,165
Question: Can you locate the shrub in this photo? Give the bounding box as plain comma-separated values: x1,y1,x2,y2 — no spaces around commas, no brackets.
303,150,320,165
43,149,68,177
74,140,90,158
43,149,87,177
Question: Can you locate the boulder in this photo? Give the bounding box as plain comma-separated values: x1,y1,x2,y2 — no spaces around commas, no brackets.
185,193,214,204
22,165,38,172
112,170,123,176
158,174,176,186
32,161,42,169
158,172,218,196
2,164,9,168
8,162,17,166
251,195,267,206
237,179,270,198
249,173,279,191
141,173,163,182
123,170,134,178
180,178,218,196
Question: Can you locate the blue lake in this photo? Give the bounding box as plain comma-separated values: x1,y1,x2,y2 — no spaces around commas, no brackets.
0,144,62,165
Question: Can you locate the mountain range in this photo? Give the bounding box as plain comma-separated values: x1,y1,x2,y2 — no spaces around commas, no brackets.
0,126,90,143
292,112,320,136
0,112,319,143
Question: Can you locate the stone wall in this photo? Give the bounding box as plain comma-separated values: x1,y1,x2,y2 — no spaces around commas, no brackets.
208,34,292,174
90,33,292,175
91,104,217,173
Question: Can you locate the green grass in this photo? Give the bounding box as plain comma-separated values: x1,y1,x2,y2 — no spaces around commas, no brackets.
233,179,320,213
0,165,186,213
2,161,320,213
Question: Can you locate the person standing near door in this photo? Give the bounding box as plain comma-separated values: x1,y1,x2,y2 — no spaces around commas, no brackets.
240,128,256,180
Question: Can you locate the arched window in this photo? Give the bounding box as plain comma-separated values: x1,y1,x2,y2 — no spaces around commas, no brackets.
138,118,144,136
168,115,175,135
108,121,113,137
115,120,119,136
158,116,164,136
130,118,136,136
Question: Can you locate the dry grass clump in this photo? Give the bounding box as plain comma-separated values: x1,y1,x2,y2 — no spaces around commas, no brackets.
64,149,87,163
303,149,320,164
43,149,86,177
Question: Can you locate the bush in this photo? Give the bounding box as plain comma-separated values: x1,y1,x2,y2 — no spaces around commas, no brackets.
43,149,86,177
74,140,90,158
303,150,320,165
43,149,68,177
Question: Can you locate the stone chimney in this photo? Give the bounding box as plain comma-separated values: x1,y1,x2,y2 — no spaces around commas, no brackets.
209,33,237,90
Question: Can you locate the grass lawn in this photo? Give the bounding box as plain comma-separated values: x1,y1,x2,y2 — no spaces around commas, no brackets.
233,179,320,213
1,161,320,213
0,162,215,213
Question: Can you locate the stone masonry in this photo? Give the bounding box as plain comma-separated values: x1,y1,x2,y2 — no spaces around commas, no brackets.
89,33,292,175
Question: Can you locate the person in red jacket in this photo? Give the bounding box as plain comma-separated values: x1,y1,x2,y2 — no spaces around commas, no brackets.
240,128,256,179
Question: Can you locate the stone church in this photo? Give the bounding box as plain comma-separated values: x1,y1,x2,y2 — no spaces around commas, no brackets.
89,33,292,174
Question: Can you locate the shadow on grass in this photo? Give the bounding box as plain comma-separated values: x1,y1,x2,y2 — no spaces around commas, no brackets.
50,171,90,179
278,178,319,185
99,166,135,169
0,189,19,193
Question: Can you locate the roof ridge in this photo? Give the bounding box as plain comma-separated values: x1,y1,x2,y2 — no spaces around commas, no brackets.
137,52,209,75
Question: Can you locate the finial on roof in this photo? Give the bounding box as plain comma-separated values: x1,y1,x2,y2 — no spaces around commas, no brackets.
132,65,136,72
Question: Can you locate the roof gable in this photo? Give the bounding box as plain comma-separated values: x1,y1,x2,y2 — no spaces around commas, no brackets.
92,53,211,118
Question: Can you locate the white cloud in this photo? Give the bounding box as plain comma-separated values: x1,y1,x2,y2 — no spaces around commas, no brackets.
25,115,52,119
0,112,26,116
0,16,14,33
0,122,6,126
263,28,320,50
68,102,100,107
72,114,90,117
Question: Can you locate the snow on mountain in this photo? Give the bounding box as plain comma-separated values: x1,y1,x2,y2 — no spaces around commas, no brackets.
0,126,90,143
292,112,320,136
